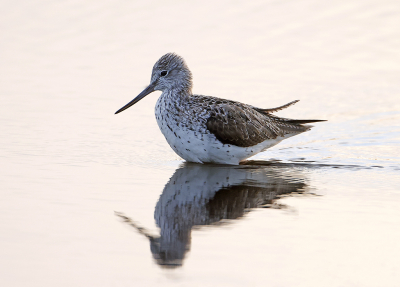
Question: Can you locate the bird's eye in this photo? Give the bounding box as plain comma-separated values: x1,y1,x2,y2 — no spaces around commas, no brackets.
160,71,168,77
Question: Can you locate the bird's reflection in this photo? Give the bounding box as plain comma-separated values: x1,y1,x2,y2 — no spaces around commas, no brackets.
117,161,311,268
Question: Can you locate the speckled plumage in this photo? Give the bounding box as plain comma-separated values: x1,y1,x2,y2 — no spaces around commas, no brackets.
116,53,325,165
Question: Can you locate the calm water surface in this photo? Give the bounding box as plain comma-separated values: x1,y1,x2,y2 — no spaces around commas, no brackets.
1,0,400,286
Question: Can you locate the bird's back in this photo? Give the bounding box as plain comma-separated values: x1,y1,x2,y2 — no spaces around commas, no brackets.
186,95,323,148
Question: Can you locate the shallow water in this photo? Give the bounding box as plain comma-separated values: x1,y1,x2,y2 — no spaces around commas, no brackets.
1,0,400,286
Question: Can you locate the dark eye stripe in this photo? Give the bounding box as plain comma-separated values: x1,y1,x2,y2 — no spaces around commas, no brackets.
160,71,168,77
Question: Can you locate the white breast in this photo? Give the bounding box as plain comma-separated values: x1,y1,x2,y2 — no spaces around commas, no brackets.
155,93,289,165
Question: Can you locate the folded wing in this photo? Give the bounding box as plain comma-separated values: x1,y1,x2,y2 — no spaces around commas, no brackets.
206,102,320,147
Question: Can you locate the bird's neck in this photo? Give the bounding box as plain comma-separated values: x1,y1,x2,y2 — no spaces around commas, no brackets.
162,88,192,102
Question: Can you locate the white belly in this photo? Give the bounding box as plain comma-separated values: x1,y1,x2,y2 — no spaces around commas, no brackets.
154,94,293,165
156,115,287,165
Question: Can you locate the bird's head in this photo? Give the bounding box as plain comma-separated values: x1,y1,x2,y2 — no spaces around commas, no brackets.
115,53,192,114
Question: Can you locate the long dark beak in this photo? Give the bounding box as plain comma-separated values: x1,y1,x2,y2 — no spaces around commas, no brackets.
115,82,156,114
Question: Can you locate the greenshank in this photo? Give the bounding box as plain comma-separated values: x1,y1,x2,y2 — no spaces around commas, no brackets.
115,53,325,165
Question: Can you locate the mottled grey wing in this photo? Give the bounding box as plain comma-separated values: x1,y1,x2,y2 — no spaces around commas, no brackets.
206,104,306,147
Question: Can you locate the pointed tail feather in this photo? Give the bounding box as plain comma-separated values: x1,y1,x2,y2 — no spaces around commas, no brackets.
285,119,327,124
255,100,300,114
